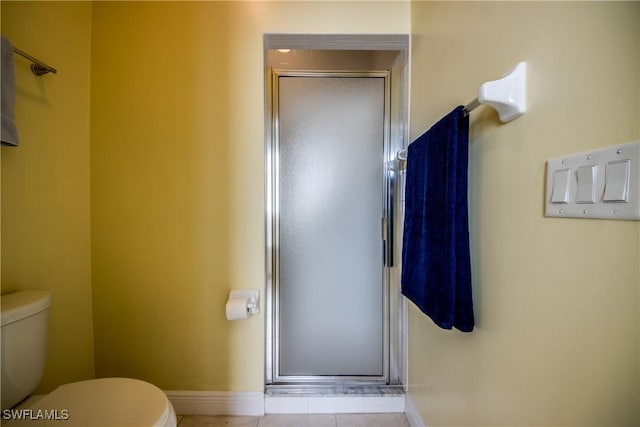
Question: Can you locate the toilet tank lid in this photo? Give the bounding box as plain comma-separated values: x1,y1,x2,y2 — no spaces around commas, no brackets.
1,291,51,327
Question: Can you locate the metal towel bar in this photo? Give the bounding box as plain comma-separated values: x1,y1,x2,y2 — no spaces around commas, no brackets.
13,47,57,76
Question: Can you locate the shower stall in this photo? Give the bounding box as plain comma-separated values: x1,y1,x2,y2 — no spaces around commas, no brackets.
264,36,408,391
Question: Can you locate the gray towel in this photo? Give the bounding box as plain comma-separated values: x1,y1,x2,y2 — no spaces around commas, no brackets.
1,36,19,146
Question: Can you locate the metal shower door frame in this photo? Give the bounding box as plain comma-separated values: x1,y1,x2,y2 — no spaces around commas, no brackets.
265,70,394,385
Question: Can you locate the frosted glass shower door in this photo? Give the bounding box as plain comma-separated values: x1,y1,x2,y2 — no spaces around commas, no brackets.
274,73,388,379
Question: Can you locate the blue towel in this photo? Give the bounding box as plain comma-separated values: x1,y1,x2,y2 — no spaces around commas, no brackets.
401,106,474,332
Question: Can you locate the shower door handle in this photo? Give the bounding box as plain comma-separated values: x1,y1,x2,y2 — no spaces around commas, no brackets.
382,217,388,242
383,218,393,266
382,216,389,266
383,163,395,268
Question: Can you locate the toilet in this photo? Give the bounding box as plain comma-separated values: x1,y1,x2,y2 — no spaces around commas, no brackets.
1,290,177,426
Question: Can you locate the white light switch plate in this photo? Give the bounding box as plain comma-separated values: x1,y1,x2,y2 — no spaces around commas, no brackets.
545,141,640,220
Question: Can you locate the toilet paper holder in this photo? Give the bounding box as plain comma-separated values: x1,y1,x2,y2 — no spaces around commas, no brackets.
228,289,260,316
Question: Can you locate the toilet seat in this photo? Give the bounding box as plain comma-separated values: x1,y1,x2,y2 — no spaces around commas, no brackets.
5,378,176,426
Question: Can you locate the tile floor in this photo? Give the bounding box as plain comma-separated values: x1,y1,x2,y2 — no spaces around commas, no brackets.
176,413,410,427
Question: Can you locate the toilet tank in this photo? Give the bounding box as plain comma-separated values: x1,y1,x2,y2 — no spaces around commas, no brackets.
1,291,51,411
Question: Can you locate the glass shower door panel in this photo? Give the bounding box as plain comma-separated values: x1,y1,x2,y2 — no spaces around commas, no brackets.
278,76,385,376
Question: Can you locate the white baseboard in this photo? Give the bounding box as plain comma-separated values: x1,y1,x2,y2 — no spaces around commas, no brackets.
165,391,265,416
404,393,426,427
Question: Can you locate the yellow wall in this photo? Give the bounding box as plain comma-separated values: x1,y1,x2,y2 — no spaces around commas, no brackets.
409,2,640,425
90,1,410,392
1,2,95,392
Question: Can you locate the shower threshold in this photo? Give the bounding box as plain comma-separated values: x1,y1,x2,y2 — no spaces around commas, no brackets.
264,384,406,414
265,384,405,397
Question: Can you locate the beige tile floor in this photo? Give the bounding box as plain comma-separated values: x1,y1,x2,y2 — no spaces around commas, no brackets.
177,413,410,427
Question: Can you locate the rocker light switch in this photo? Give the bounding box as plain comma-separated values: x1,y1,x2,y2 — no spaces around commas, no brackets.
576,164,597,203
545,141,639,219
603,160,630,202
551,168,571,203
